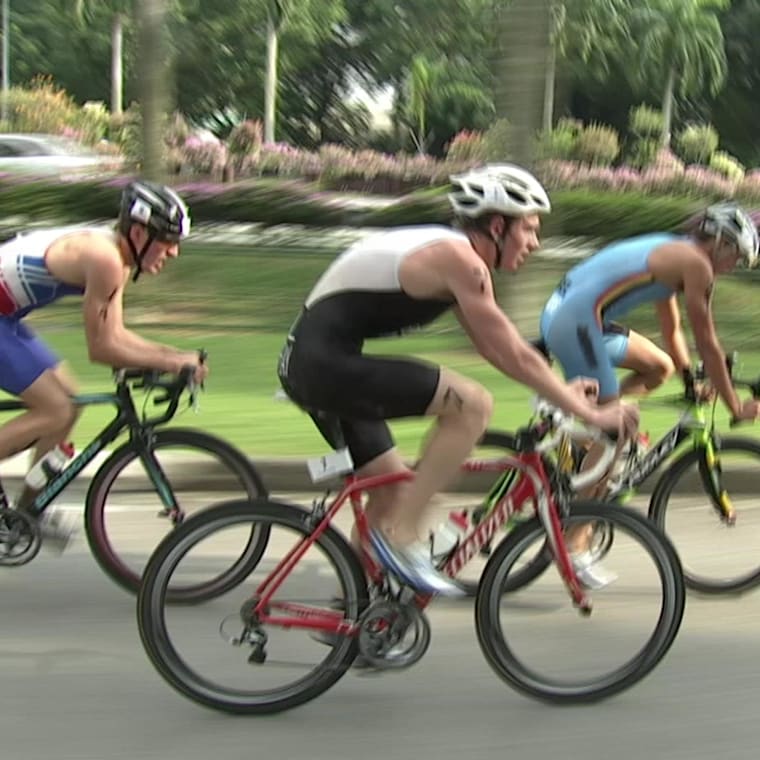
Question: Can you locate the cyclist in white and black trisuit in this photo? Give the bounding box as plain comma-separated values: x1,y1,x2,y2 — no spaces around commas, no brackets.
278,164,638,596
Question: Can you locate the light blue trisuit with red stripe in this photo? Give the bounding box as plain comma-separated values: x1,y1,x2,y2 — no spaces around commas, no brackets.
540,233,681,398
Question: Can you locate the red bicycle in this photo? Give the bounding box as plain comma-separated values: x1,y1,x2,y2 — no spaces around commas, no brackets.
137,403,685,714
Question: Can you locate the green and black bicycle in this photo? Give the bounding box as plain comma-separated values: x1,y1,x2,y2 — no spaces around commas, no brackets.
0,361,268,602
450,356,760,596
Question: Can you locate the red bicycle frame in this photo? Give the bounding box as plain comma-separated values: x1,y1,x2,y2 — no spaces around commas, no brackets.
250,441,593,637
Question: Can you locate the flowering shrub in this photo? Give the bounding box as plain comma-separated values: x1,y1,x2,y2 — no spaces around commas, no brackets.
709,151,745,183
445,130,487,162
629,104,663,140
738,170,760,203
627,139,659,170
179,136,228,178
653,148,685,173
677,123,718,165
227,120,263,174
535,118,580,161
538,159,742,201
3,79,80,135
574,123,620,167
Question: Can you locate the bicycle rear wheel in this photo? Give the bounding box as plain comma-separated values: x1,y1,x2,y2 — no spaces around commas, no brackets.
137,497,369,715
648,436,760,595
85,428,268,602
475,500,685,704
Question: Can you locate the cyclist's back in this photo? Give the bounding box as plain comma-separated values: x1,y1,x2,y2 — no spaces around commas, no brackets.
541,233,678,328
0,226,108,318
298,225,465,342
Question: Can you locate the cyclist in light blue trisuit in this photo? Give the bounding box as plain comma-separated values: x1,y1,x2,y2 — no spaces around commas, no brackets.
540,202,760,586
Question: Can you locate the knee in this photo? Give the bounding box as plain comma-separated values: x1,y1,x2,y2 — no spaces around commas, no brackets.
458,383,494,432
648,355,675,387
43,396,78,432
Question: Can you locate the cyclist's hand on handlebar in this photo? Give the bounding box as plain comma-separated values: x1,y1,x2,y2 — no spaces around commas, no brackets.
734,397,760,423
693,380,716,403
590,400,640,439
177,351,208,384
568,376,599,402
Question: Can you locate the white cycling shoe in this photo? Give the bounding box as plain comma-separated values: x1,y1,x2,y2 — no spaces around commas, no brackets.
370,530,466,597
570,550,618,590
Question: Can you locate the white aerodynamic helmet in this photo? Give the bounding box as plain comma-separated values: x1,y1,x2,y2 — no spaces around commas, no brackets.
699,202,759,268
448,163,551,218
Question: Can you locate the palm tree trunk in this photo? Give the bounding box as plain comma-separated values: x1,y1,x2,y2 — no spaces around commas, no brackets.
660,64,676,148
264,15,278,144
136,0,169,180
542,36,556,133
493,0,552,325
494,0,551,166
111,13,123,116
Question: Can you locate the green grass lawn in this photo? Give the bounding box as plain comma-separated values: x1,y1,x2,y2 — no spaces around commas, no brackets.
10,240,760,459
10,326,754,460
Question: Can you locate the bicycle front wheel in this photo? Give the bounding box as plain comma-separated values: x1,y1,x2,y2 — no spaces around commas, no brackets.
648,436,760,595
137,498,369,715
475,500,685,704
85,428,268,602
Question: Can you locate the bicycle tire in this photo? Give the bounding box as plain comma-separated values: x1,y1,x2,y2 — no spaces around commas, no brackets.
85,428,268,602
475,500,685,704
137,497,370,715
450,430,552,596
648,436,760,595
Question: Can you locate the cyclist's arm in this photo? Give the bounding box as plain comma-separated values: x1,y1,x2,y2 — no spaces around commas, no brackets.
82,248,189,373
446,252,600,423
682,264,740,416
655,296,691,372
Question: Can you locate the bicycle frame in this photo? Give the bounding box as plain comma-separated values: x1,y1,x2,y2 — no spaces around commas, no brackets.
605,396,738,520
251,444,593,639
0,373,192,517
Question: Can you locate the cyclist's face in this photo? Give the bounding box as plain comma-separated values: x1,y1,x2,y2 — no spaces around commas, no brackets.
498,215,541,272
132,226,180,274
711,240,742,275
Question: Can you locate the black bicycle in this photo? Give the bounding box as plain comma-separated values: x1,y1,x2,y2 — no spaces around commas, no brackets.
0,364,268,602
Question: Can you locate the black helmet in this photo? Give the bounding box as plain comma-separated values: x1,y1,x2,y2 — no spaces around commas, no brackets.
118,180,190,243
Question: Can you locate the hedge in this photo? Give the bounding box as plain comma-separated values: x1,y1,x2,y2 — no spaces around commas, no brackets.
0,175,705,242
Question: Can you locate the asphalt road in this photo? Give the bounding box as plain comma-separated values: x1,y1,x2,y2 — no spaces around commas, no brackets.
1,491,759,760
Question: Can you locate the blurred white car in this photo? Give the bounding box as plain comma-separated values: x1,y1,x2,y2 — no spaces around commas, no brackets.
0,133,121,176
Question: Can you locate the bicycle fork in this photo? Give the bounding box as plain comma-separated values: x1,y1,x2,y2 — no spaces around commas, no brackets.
696,435,736,525
135,439,184,524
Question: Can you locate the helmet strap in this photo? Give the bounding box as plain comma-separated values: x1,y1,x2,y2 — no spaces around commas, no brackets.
492,220,510,269
709,230,728,264
129,233,154,283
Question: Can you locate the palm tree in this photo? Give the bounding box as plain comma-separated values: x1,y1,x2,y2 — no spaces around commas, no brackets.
403,54,491,155
135,0,169,180
264,0,286,144
546,0,632,131
629,0,728,147
75,0,130,115
262,0,346,144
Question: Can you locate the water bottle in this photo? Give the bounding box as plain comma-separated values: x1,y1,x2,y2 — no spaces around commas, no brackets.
430,510,469,562
25,442,75,490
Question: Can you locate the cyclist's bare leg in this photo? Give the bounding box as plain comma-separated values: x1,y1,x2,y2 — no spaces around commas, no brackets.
618,330,674,396
349,448,411,549
387,367,492,545
1,365,80,511
566,393,622,552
